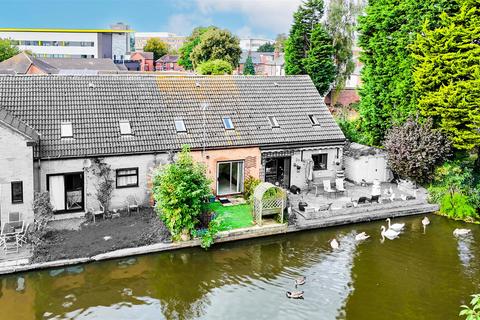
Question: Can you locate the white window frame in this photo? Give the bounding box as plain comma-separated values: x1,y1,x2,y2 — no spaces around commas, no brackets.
174,118,187,133
267,116,279,128
119,120,132,135
308,115,320,126
60,121,73,138
222,117,234,130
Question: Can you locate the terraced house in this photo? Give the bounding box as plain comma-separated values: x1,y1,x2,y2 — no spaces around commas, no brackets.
0,75,345,224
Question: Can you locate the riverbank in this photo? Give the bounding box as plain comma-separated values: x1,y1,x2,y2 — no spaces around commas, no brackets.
0,201,439,275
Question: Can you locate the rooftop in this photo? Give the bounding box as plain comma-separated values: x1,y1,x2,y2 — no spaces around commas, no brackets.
0,75,345,159
0,28,134,33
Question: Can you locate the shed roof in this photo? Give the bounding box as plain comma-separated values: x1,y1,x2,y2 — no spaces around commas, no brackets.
0,74,345,159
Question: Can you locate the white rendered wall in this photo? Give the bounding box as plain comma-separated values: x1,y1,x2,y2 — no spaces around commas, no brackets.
0,31,99,57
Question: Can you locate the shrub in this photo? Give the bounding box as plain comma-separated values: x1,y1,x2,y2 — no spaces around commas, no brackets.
428,160,479,221
88,158,115,212
30,192,54,245
152,145,211,240
460,294,480,320
244,176,261,203
197,59,233,75
200,217,222,249
384,117,451,185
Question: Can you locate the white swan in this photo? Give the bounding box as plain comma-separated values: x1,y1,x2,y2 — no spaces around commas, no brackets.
381,225,400,240
386,218,405,232
422,216,430,226
453,228,471,237
355,232,370,241
330,238,339,249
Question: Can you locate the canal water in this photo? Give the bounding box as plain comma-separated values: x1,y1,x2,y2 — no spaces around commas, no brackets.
1,215,479,320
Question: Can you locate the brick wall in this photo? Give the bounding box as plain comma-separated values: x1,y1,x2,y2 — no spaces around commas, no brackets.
190,147,261,194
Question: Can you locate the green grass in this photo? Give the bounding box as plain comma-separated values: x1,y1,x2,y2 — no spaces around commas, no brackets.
208,202,254,231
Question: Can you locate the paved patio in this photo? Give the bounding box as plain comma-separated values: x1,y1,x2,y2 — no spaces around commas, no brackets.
288,181,429,223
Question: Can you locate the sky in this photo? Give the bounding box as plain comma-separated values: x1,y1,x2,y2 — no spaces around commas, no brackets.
0,0,303,39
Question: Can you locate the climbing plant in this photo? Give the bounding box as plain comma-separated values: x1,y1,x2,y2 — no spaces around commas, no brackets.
89,158,115,212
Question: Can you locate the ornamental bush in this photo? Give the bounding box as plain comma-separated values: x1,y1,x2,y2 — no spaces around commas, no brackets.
384,117,450,185
152,145,211,240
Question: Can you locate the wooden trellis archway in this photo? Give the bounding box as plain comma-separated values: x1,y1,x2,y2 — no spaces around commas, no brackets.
253,182,286,226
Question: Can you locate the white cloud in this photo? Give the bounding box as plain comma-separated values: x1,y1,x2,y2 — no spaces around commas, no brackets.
166,13,213,36
195,0,302,36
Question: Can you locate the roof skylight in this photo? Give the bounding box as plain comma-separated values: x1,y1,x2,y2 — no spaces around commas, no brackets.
174,119,187,133
267,116,279,128
119,120,132,135
222,117,234,130
308,115,320,126
60,121,73,138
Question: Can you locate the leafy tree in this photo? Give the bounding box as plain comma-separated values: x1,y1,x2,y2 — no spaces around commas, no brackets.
243,56,255,75
152,145,211,240
190,28,242,69
274,33,287,52
285,0,325,75
411,0,480,155
178,26,215,70
0,38,19,62
143,38,169,61
357,0,458,145
429,159,480,220
324,0,363,104
197,59,233,75
303,24,336,95
257,42,275,52
460,294,480,320
384,117,451,184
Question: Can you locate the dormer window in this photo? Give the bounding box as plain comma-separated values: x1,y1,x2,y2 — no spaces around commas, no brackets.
223,117,234,130
308,115,320,126
119,120,132,135
60,121,73,138
267,116,279,128
174,118,186,133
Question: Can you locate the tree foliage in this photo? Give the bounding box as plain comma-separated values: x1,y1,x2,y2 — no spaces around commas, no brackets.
0,38,19,62
190,28,242,69
285,0,335,95
429,159,480,221
89,158,115,212
152,145,211,240
285,0,325,75
143,38,169,61
411,0,480,152
324,0,363,103
257,42,275,52
460,294,480,320
178,26,215,70
243,56,255,75
274,33,287,52
357,0,458,145
303,24,336,95
384,117,451,184
197,59,233,75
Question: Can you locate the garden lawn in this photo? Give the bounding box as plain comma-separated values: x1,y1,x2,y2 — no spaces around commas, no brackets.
209,202,254,231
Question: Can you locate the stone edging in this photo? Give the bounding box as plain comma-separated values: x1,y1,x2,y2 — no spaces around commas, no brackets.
0,203,439,276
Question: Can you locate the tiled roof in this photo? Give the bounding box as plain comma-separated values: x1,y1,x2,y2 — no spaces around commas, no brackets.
132,52,154,60
156,55,179,63
0,75,345,159
0,107,39,141
0,53,121,74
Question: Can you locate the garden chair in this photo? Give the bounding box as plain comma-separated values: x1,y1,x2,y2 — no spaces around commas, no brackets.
16,223,30,247
335,178,346,196
323,180,336,198
126,195,139,215
89,204,105,223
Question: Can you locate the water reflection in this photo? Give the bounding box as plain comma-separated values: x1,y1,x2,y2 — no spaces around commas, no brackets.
0,215,478,320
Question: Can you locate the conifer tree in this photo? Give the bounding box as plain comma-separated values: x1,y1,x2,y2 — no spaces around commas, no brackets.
303,25,336,95
243,56,255,75
357,0,458,145
412,0,480,154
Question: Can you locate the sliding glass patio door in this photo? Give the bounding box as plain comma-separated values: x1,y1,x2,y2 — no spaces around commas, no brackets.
47,172,84,213
217,161,244,195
